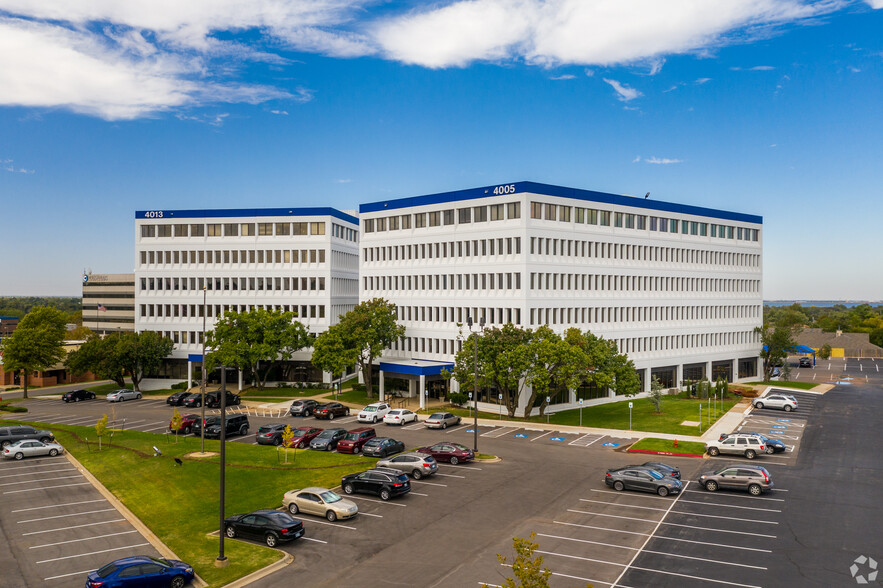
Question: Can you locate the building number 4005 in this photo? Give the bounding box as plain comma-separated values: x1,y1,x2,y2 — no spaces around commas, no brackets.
492,184,516,195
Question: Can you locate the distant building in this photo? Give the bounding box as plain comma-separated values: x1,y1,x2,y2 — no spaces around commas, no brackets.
82,272,136,333
0,316,19,339
797,328,883,358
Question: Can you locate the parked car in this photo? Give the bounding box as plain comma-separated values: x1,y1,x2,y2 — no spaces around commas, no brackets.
337,427,376,454
283,486,359,521
85,555,194,588
376,452,438,479
770,367,782,380
357,402,391,423
0,426,55,448
289,399,320,417
627,461,681,479
697,464,774,496
62,389,96,403
314,402,351,420
753,393,798,412
423,412,461,429
414,442,474,465
169,413,200,435
205,390,241,408
256,423,288,446
362,437,405,458
224,509,304,547
799,357,813,368
203,414,250,439
2,439,65,460
383,408,418,425
106,389,141,402
182,392,204,408
605,466,683,497
309,428,347,451
705,435,766,459
341,467,411,501
191,416,216,437
720,432,787,454
165,391,190,406
286,426,324,449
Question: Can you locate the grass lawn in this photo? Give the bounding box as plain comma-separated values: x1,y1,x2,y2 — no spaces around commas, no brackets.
6,418,379,587
744,380,818,390
445,395,741,436
240,387,330,399
630,437,706,455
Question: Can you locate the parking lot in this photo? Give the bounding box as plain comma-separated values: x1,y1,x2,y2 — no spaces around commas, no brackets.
0,451,160,587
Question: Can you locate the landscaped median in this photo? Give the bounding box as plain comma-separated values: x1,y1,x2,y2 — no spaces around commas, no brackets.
4,419,378,587
627,437,706,458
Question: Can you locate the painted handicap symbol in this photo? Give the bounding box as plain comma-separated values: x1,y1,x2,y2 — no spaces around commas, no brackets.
602,442,619,447
550,437,566,441
514,433,529,438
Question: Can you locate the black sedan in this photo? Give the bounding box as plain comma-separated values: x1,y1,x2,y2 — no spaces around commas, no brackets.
62,389,96,403
166,391,190,406
224,509,304,547
361,437,405,458
181,392,204,408
605,466,683,497
628,461,681,479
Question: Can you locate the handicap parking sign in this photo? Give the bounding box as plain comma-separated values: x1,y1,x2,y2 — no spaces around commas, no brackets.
776,419,790,422
771,425,787,429
602,442,619,447
465,429,478,433
550,437,566,441
514,433,529,438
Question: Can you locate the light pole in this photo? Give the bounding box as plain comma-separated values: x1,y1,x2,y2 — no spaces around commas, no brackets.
466,313,484,454
217,365,228,566
201,286,207,454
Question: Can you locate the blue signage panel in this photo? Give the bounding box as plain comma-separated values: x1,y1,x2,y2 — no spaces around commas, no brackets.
771,425,787,429
776,419,790,422
514,434,529,438
550,437,566,441
602,442,619,447
465,429,479,433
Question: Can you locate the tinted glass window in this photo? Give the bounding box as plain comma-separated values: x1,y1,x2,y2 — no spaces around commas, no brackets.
97,564,118,578
647,470,663,480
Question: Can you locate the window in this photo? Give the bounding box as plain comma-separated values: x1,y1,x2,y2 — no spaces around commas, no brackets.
545,203,557,220
276,222,290,235
699,223,707,236
376,217,386,231
443,209,454,225
507,202,521,219
473,206,488,222
224,223,238,236
401,214,411,229
669,219,678,233
190,223,204,236
207,224,222,237
599,211,611,226
388,215,399,230
559,206,571,222
459,208,471,223
174,224,188,237
141,225,156,238
531,202,542,219
157,225,172,237
614,212,623,227
415,213,427,228
258,223,273,236
625,214,635,229
240,223,255,236
429,211,440,226
363,219,375,233
311,222,325,235
489,204,504,221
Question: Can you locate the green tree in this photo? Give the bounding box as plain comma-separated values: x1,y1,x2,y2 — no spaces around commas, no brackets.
523,326,585,419
566,329,640,397
818,343,832,360
0,306,68,398
95,414,108,450
332,299,405,398
205,308,313,390
756,323,799,381
484,532,591,588
65,334,128,388
281,425,295,463
170,408,182,443
311,326,358,387
115,331,174,392
649,376,664,413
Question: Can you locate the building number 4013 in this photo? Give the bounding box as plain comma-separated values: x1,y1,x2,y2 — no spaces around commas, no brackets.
492,184,516,195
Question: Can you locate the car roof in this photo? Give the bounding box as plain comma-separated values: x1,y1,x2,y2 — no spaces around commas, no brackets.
299,486,333,493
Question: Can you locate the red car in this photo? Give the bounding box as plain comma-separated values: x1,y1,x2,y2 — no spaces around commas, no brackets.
414,442,475,465
169,413,200,435
285,427,324,449
336,427,376,454
314,402,351,420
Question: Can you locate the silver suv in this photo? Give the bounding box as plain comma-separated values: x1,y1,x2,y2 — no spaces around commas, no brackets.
705,435,765,459
698,465,773,496
753,393,797,412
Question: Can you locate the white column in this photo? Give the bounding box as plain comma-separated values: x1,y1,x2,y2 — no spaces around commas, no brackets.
705,361,713,382
379,370,385,402
419,374,426,410
409,378,417,398
676,364,684,389
187,361,193,388
644,367,651,392
238,370,244,392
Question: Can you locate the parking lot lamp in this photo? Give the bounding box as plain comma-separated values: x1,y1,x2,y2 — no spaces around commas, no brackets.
467,313,485,454
201,286,207,454
217,365,228,566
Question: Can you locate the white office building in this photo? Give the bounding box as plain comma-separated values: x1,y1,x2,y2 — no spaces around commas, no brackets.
134,206,359,387
359,181,763,414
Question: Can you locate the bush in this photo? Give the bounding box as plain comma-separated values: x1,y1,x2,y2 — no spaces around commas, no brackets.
170,381,189,390
449,392,469,406
0,403,28,413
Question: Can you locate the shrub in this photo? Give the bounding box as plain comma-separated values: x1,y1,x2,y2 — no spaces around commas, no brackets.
449,392,469,406
0,403,27,413
170,381,189,390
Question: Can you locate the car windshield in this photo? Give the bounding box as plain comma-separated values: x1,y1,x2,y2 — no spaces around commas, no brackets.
388,410,400,415
317,431,335,439
147,557,170,567
452,444,468,451
647,470,664,480
319,490,342,503
266,512,296,525
345,432,360,441
205,417,220,425
363,406,377,412
364,439,381,446
293,429,310,437
428,413,445,419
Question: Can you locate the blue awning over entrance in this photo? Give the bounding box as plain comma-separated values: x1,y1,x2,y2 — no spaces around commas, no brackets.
378,359,454,377
762,345,815,354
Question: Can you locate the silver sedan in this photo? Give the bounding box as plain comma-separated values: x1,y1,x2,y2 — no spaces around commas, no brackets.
106,389,142,402
2,440,65,460
282,487,358,522
423,412,461,429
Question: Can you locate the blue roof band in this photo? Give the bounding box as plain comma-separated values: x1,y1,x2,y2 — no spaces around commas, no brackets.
379,360,454,376
360,181,762,225
135,207,358,225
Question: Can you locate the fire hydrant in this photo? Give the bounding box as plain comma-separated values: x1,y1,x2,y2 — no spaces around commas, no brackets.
673,439,678,449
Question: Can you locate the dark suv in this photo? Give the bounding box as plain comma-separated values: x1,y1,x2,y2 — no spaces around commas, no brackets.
205,390,241,408
336,427,376,454
0,426,55,448
194,415,250,439
289,399,320,417
256,424,288,446
799,357,813,368
341,467,411,501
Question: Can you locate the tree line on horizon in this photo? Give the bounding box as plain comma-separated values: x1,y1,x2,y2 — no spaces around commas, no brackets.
764,303,883,347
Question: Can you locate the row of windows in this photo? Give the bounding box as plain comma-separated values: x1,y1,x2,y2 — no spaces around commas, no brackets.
331,223,358,242
395,305,523,326
527,304,760,327
529,238,760,268
364,237,522,263
140,276,327,293
83,304,135,312
139,248,327,266
140,303,327,322
528,202,760,242
83,281,136,287
364,272,522,292
82,293,135,299
140,221,329,238
528,273,760,295
363,202,522,233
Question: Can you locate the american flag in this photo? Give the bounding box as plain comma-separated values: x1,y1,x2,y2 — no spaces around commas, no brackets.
97,304,107,312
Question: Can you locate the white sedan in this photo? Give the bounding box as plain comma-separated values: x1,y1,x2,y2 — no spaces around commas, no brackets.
106,389,141,402
2,440,65,460
383,409,418,425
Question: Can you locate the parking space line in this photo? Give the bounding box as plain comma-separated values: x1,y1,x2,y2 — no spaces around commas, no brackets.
675,499,781,512
22,519,126,536
529,431,553,442
12,498,106,513
623,564,763,588
578,499,668,513
501,564,607,587
409,491,429,496
481,427,518,438
588,489,677,502
298,519,357,530
411,480,447,487
640,549,767,570
683,489,784,501
302,537,327,544
345,496,406,507
36,542,151,564
0,457,68,470
0,474,83,487
565,511,778,538
143,425,172,432
444,424,468,434
652,534,772,553
670,510,778,524
0,467,77,479
357,512,383,518
568,433,602,446
18,508,117,523
440,464,482,471
434,472,466,479
538,533,636,552
45,569,103,582
30,530,140,549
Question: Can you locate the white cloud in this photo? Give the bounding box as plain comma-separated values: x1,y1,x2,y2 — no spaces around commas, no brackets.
632,156,642,163
549,74,576,80
645,156,683,164
769,143,777,147
731,65,776,71
270,109,289,115
603,78,642,101
1,157,34,173
695,77,712,84
584,68,595,77
848,65,861,72
334,178,353,183
865,0,883,8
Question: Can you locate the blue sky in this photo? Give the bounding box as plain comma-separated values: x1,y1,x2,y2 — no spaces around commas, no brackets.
1,0,881,299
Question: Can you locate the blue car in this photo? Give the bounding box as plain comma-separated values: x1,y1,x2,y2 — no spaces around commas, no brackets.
86,555,194,588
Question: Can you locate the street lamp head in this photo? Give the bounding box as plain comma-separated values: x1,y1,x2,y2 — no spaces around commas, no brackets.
467,314,473,328
479,316,485,328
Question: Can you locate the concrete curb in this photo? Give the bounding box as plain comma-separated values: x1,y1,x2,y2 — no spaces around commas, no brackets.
627,448,705,459
64,451,208,588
